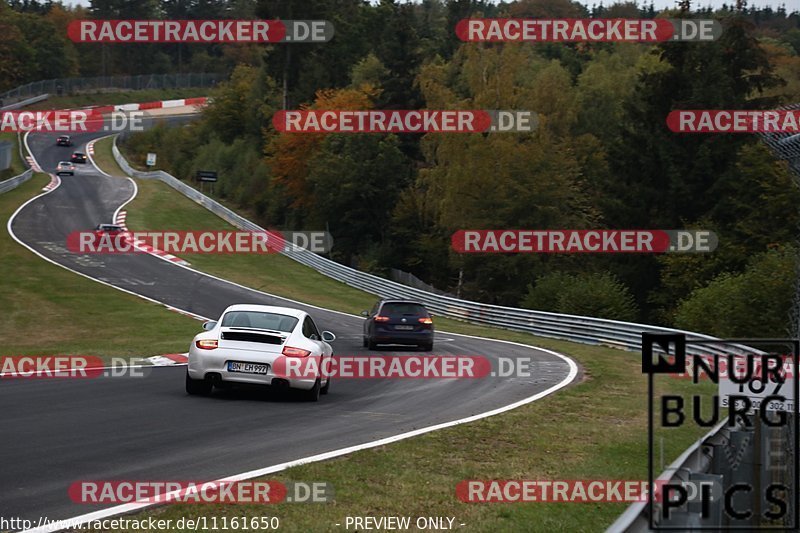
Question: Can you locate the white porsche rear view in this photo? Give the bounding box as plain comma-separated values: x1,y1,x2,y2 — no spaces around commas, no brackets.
186,304,335,401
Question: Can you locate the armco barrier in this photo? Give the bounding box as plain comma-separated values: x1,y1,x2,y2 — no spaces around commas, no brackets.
110,135,760,359
0,94,49,111
0,168,34,195
0,73,222,105
0,134,34,195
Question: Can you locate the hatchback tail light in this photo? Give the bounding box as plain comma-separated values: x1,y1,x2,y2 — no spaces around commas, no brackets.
419,317,433,325
374,316,390,322
282,346,311,357
196,339,218,350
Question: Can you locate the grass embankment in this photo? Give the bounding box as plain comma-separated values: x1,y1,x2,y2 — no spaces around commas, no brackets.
91,135,127,177
83,141,711,532
0,174,200,356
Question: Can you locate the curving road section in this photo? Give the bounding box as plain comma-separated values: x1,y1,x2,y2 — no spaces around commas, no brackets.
2,129,577,528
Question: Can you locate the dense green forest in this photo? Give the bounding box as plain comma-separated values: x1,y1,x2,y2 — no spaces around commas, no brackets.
4,0,800,337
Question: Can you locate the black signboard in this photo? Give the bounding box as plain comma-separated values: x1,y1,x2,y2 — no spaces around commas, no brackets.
196,170,218,182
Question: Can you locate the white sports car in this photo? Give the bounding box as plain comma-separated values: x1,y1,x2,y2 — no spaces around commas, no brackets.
186,304,335,401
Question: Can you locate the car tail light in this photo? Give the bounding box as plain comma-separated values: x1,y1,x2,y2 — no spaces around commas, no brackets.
282,346,311,357
196,339,218,350
419,317,433,324
374,316,390,322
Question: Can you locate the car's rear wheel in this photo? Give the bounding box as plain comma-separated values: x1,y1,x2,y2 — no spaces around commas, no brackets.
421,342,434,352
320,376,330,395
185,372,212,395
362,336,368,348
303,378,321,402
368,339,378,350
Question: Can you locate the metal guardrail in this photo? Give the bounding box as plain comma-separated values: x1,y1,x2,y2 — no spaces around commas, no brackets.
0,133,34,195
0,73,223,106
608,420,729,532
0,168,34,195
609,410,795,531
0,94,50,111
0,141,12,171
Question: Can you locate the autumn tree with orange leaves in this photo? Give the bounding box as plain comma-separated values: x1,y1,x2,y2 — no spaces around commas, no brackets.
265,85,378,212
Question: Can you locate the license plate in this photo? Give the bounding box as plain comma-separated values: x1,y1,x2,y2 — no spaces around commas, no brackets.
394,325,414,330
227,361,269,374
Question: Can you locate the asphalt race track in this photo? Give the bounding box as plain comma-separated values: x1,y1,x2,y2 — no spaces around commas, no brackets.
1,129,576,526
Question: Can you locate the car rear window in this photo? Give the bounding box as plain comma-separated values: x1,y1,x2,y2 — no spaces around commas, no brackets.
381,303,428,316
221,311,298,332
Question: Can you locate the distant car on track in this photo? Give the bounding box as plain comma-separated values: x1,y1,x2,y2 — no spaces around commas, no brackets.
56,135,72,147
94,224,127,237
56,161,75,176
187,304,335,401
94,223,126,235
362,299,434,351
70,152,87,164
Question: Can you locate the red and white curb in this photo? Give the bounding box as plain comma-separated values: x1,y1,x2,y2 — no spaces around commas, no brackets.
42,174,60,192
114,210,127,227
146,353,189,366
26,156,41,173
84,97,209,116
129,239,190,266
166,306,207,321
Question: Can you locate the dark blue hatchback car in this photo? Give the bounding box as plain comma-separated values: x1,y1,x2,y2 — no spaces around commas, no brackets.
362,300,434,351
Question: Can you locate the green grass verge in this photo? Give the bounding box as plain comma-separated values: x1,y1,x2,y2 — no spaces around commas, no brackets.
0,174,201,357
0,132,25,181
27,88,211,111
92,136,126,177
85,149,711,532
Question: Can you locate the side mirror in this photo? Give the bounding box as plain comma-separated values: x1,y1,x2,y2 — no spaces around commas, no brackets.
321,331,336,342
202,321,217,331
360,310,369,317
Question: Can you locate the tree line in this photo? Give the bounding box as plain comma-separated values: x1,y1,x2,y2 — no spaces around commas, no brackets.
5,0,800,337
